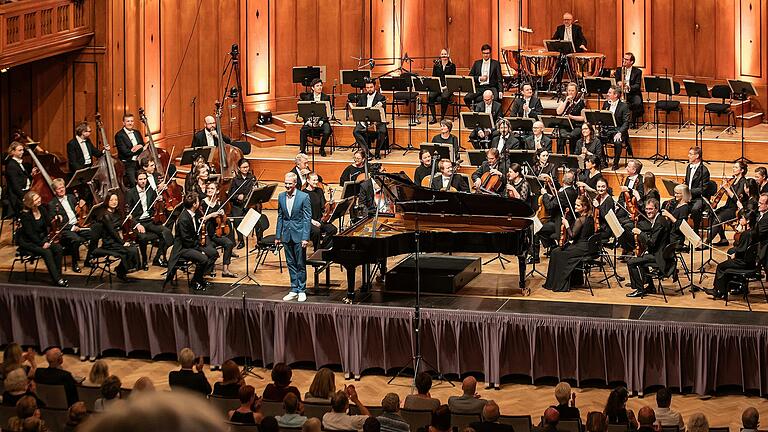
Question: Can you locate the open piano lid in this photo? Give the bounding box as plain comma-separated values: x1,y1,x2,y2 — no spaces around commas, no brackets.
375,172,535,218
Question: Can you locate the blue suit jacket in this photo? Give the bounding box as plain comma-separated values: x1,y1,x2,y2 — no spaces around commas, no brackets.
276,190,312,244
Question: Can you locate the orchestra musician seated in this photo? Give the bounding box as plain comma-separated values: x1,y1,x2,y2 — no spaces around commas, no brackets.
626,198,672,298
299,78,332,157
616,160,644,258
428,49,456,124
229,158,267,248
603,86,632,171
524,121,552,152
66,121,103,174
290,153,311,190
707,161,748,247
472,148,508,195
126,170,173,270
615,52,644,127
431,159,469,192
141,158,169,192
532,171,578,263
509,84,543,120
201,182,237,278
47,178,91,273
464,44,503,107
574,123,604,168
576,155,603,195
18,191,68,287
505,163,530,202
543,195,595,292
755,167,768,195
304,172,337,250
93,191,141,283
592,178,616,242
431,119,460,160
339,150,367,186
660,184,692,250
555,82,586,153
491,119,520,157
706,210,756,299
5,142,37,216
469,90,502,149
164,192,220,291
532,148,558,187
552,12,587,52
191,115,232,148
352,78,388,160
186,163,211,198
414,149,435,186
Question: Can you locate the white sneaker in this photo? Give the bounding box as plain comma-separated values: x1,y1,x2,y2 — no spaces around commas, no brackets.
282,292,298,301
298,293,307,302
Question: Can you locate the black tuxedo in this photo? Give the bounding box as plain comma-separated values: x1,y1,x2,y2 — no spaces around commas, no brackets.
471,160,509,195
429,61,457,120
472,101,503,123
552,24,588,51
685,163,711,232
168,369,212,396
464,58,503,106
66,137,103,173
353,92,388,157
491,134,521,156
614,66,644,120
601,100,632,168
524,134,552,152
509,96,543,120
4,158,32,214
47,194,91,266
126,185,172,264
627,215,671,293
114,128,144,187
191,129,232,148
165,208,218,286
430,174,469,192
299,92,333,154
469,101,502,149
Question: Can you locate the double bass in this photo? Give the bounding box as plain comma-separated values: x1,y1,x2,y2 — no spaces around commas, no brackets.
210,101,244,184
92,113,126,202
137,109,183,221
137,108,171,174
25,145,57,204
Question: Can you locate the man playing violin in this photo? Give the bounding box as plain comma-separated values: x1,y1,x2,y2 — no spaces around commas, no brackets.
471,148,507,195
626,199,671,298
304,172,337,250
431,159,469,192
47,178,92,273
141,158,168,192
126,170,173,269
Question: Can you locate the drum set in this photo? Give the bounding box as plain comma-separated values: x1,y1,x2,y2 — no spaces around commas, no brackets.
501,45,605,93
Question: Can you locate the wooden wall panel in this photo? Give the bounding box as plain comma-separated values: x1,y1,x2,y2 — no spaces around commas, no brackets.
469,0,494,66
650,0,673,76
317,0,342,83
716,0,737,80
370,0,397,67
401,0,424,70
497,0,521,51
446,0,470,69
245,0,271,96
673,0,695,77
423,0,447,66
695,0,717,79
73,61,98,124
740,0,762,77
143,0,160,133
622,0,645,67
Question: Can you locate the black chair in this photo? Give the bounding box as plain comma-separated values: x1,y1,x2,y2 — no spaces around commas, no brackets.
0,405,17,430
208,394,241,417
607,424,629,432
77,384,102,412
34,383,69,410
655,81,683,129
704,84,736,133
227,422,260,432
557,419,582,432
723,243,768,311
302,401,332,419
574,234,613,295
85,248,122,287
451,413,481,430
8,248,42,282
255,234,284,273
660,426,680,432
499,415,533,432
307,248,332,295
400,408,434,432
644,242,684,303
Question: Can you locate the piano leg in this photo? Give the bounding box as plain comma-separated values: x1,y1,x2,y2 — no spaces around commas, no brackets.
344,264,358,300
518,255,527,291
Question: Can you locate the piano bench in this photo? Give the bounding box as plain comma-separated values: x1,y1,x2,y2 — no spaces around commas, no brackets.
307,249,337,295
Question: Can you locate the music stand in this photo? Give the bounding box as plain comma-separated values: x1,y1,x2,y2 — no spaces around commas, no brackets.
585,77,615,107
540,115,573,132
351,107,386,158
507,150,535,168
327,196,355,225
446,75,477,143
507,117,535,135
420,143,451,162
549,154,580,172
412,76,442,139
461,112,494,149
728,79,758,163
298,100,332,170
292,66,322,90
683,80,710,148
180,147,212,166
379,76,414,152
341,70,371,121
466,150,486,167
544,39,576,94
234,183,278,287
644,76,674,165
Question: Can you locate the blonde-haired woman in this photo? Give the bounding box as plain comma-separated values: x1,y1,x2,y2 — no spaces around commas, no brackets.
18,191,67,287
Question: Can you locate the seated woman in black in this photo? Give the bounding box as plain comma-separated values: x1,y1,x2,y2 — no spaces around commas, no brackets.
708,210,756,299
660,184,692,250
431,119,460,161
603,387,638,429
95,191,141,282
592,178,616,243
574,122,604,167
201,181,237,278
18,191,67,287
543,195,595,292
576,155,604,196
228,384,263,425
505,163,530,203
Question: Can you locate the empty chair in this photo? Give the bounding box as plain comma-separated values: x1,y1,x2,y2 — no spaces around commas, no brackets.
400,408,434,432
35,383,70,410
499,415,533,432
260,399,285,417
303,401,332,419
208,394,242,418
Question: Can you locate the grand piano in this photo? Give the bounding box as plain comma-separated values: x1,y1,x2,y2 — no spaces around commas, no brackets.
324,173,535,296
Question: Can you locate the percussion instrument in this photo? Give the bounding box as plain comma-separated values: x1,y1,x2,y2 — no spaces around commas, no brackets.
566,52,605,79
520,51,559,78
501,45,545,75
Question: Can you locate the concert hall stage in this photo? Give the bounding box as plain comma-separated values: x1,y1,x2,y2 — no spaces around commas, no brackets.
2,270,767,397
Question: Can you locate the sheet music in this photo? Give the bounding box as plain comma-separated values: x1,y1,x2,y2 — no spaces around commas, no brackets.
237,208,263,237
605,209,624,238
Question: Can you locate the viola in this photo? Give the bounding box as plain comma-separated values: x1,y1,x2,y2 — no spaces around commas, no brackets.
75,201,90,228
710,175,737,209
320,188,337,223
199,218,207,247
48,216,64,244
214,207,231,237
560,208,570,246
152,198,167,225
593,206,600,232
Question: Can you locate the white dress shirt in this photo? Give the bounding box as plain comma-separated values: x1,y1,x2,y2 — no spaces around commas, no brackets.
627,175,638,189
123,128,139,161
564,25,573,42
688,163,700,189
147,174,157,191
205,129,215,147
58,196,77,225
137,187,150,220
285,192,296,217
608,100,619,114
484,103,493,115
480,59,490,85
77,135,91,165
13,157,31,190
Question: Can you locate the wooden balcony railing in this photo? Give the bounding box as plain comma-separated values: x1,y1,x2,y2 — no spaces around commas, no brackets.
0,0,94,69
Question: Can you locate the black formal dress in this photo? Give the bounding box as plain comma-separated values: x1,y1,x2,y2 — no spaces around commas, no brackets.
114,128,144,187
94,210,141,277
663,200,691,248
413,164,433,186
5,157,32,215
431,134,460,161
534,185,579,259
709,176,746,242
627,215,671,294
306,187,337,250
464,58,503,106
544,215,595,291
574,137,604,166
298,92,332,154
429,61,457,120
18,209,64,283
339,164,365,186
594,194,616,242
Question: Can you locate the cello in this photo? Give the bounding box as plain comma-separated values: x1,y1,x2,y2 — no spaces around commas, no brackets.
25,145,57,204
92,113,126,201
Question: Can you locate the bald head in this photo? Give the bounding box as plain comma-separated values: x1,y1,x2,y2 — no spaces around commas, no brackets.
637,406,656,427
483,90,494,105
543,407,560,426
482,401,500,422
742,407,759,429
462,376,477,395
204,116,216,131
45,347,63,367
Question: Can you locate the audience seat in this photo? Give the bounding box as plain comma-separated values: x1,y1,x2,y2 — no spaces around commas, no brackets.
0,405,17,428
77,384,102,412
227,421,260,432
451,413,481,430
660,426,679,432
40,407,69,432
349,405,383,417
303,401,332,419
260,400,285,417
709,428,729,432
557,419,582,432
208,394,241,417
280,427,303,432
34,383,70,410
607,424,629,432
499,415,533,432
400,408,433,432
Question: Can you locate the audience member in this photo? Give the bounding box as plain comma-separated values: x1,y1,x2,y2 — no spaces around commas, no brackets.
536,407,560,432
33,348,79,407
304,418,323,432
637,406,658,432
263,362,302,402
1,343,35,380
305,367,336,402
687,413,709,432
277,393,308,427
5,396,45,432
2,368,45,408
228,385,264,425
20,417,47,432
552,382,580,421
261,416,280,432
132,376,156,395
83,359,109,387
168,348,212,395
742,407,759,432
323,388,371,431
79,390,226,432
429,405,452,432
585,411,608,432
377,393,409,432
469,400,514,432
654,387,684,432
404,372,441,411
94,375,122,412
448,377,487,414
364,417,382,432
604,387,637,429
212,359,243,398
63,401,88,432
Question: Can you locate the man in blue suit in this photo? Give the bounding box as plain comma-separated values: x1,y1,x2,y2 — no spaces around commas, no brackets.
276,171,312,301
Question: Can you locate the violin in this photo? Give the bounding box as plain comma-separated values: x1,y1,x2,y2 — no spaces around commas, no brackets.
320,188,337,223
48,216,64,244
560,208,570,246
75,201,90,228
593,206,600,232
537,175,557,223
152,198,167,225
710,175,737,208
199,217,207,247
121,216,137,244
214,210,230,237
